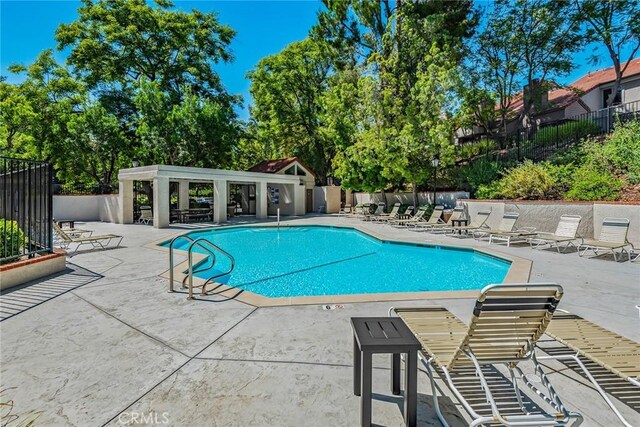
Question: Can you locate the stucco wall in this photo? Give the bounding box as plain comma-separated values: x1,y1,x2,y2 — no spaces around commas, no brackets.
353,191,469,209
53,195,120,222
313,186,341,213
267,184,295,216
465,200,639,245
623,77,640,104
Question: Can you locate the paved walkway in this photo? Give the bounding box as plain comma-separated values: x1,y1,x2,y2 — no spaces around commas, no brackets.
1,215,639,426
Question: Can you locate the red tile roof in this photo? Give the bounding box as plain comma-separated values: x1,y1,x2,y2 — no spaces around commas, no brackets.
248,157,316,177
505,57,640,114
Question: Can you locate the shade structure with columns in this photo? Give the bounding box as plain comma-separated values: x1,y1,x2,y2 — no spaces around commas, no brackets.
118,165,312,228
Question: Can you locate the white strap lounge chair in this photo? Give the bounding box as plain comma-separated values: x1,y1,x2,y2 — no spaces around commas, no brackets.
474,212,519,240
489,225,537,247
416,206,464,232
390,283,583,426
541,310,640,426
529,215,582,253
372,202,400,222
138,206,153,225
54,223,123,252
445,209,492,236
363,203,385,221
578,217,632,262
338,204,352,215
389,206,425,226
393,205,442,227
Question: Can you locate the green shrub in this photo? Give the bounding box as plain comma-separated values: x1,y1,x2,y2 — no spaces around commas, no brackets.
456,139,498,160
565,167,623,201
475,182,501,199
533,120,601,147
600,119,640,184
0,220,26,263
496,161,559,200
458,159,503,194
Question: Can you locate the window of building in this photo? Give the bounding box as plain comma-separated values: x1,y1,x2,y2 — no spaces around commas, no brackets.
602,87,622,107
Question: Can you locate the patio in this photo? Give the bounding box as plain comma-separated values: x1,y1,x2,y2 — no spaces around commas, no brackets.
1,215,639,426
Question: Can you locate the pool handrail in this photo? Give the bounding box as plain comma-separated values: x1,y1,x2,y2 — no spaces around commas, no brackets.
187,237,235,300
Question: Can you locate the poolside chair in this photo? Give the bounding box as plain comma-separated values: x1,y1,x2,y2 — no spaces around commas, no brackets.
372,202,400,222
338,204,352,215
402,205,415,218
528,215,582,253
415,206,463,233
391,205,440,227
578,217,632,261
352,204,365,218
445,210,492,236
540,310,640,426
362,203,385,221
390,283,583,427
138,206,153,225
53,223,123,252
489,225,537,247
474,212,520,240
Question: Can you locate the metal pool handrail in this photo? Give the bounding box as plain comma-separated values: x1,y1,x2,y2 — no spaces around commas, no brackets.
187,238,235,300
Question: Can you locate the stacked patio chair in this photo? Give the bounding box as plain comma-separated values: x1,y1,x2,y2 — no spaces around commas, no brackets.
338,204,352,215
578,217,632,261
528,215,582,253
389,283,583,426
138,206,153,225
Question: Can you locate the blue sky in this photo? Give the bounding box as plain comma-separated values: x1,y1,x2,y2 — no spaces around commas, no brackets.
1,0,636,120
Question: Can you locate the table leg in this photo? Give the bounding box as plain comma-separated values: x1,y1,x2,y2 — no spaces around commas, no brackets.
404,351,417,427
354,337,361,396
361,351,372,427
391,353,401,395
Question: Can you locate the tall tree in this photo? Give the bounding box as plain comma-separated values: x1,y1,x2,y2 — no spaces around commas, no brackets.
498,0,584,126
575,0,640,106
55,0,240,167
247,39,334,183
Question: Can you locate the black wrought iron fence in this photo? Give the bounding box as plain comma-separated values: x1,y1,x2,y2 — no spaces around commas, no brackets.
459,100,640,166
1,157,53,263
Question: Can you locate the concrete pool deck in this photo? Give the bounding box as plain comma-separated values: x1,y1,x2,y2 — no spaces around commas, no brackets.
1,215,639,426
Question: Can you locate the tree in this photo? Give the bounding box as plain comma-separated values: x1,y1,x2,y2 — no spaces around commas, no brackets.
59,103,130,192
498,0,584,126
575,0,640,106
247,39,334,184
467,7,524,141
0,80,37,158
134,79,238,168
55,0,241,167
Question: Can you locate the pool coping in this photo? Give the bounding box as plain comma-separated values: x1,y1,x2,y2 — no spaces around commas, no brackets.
145,223,532,307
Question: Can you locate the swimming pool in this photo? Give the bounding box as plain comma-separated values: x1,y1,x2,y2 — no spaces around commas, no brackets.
165,226,510,298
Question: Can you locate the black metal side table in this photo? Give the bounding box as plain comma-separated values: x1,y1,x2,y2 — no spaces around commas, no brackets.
351,317,421,427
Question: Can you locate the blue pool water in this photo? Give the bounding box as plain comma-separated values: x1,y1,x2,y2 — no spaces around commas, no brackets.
165,226,510,298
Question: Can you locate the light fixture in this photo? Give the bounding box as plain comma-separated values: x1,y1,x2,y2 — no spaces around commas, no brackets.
431,155,440,168
132,159,140,168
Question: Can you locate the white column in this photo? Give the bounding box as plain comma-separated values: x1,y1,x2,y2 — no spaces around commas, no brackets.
256,181,267,219
178,180,190,210
345,189,353,206
213,179,228,223
294,183,305,216
153,177,170,228
118,180,133,224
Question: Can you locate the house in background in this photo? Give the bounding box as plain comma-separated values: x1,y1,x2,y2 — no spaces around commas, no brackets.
248,157,316,214
456,57,640,143
515,57,640,131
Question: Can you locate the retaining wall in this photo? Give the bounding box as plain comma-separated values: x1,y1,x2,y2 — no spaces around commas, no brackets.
53,195,121,223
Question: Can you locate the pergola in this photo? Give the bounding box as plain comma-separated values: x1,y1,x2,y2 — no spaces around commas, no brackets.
117,165,308,228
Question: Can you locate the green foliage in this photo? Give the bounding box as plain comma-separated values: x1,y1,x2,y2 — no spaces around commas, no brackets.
246,38,333,183
454,158,502,194
592,120,640,184
456,139,498,160
1,220,25,262
566,167,623,201
533,120,601,147
475,182,501,199
495,161,559,200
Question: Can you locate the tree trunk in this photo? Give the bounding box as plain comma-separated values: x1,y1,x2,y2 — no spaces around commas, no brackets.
411,182,418,207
